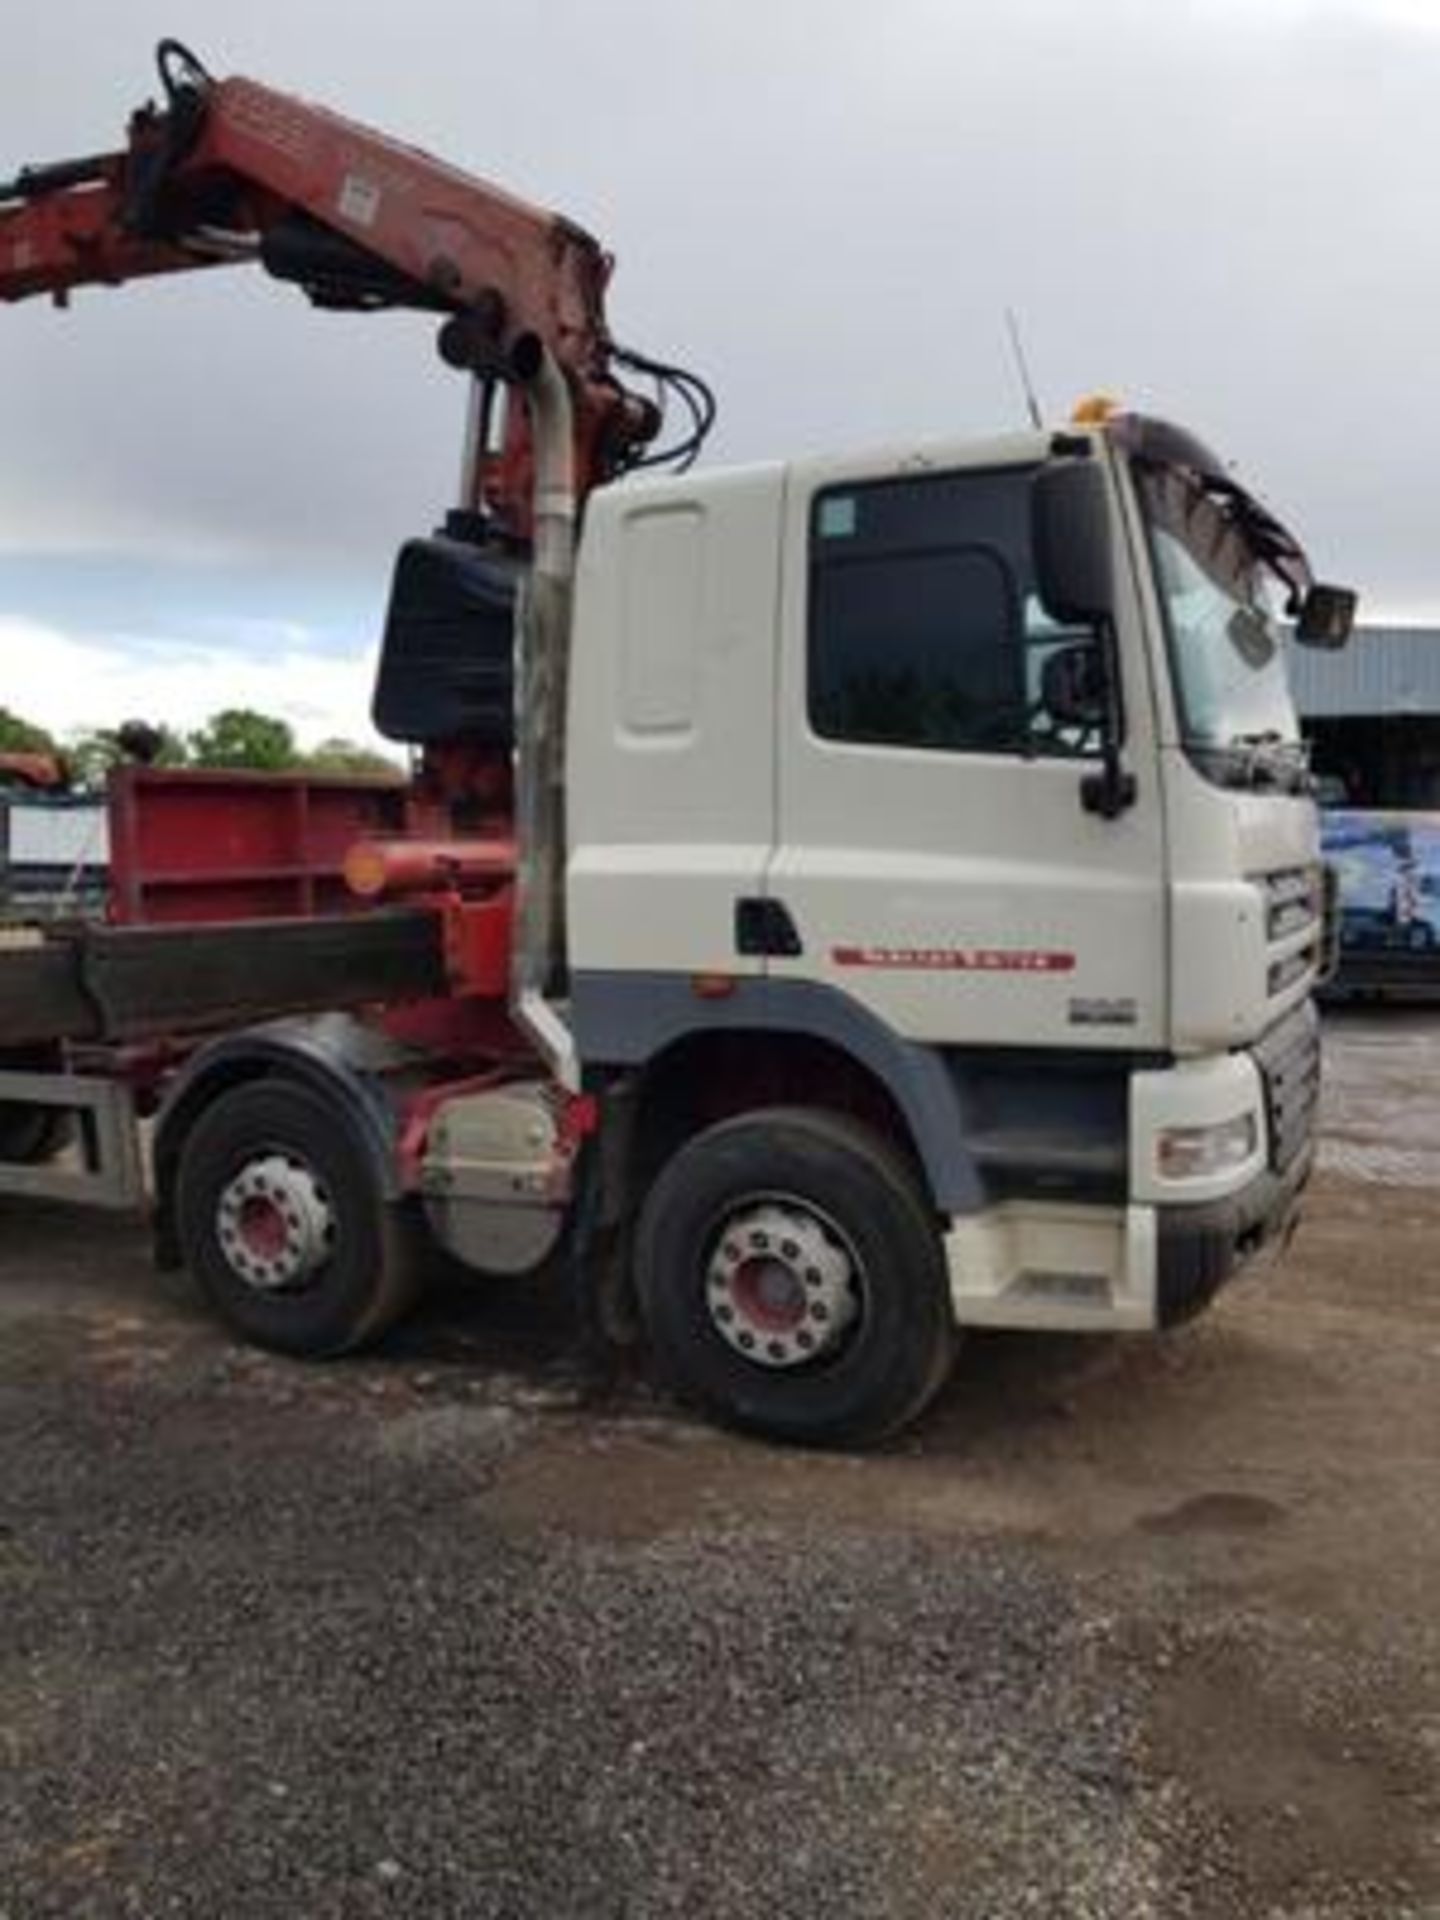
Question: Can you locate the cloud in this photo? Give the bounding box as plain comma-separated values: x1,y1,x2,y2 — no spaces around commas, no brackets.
2,0,1439,624
1332,0,1440,31
0,616,382,748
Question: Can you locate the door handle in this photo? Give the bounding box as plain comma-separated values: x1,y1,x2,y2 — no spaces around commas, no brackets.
735,898,803,958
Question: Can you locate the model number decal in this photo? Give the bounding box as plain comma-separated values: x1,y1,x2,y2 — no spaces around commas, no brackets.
1068,996,1138,1027
832,945,1075,974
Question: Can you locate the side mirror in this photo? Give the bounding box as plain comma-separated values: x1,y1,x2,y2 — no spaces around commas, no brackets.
1294,582,1357,650
1040,643,1107,732
1031,461,1114,625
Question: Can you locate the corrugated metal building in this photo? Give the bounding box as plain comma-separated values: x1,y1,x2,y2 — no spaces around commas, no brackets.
1289,624,1440,719
1290,625,1440,808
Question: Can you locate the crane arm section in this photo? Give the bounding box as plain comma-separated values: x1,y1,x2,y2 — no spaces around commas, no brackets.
0,42,697,528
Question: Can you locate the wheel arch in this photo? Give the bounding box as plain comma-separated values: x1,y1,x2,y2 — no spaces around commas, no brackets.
574,972,984,1219
152,1016,406,1267
623,1028,910,1194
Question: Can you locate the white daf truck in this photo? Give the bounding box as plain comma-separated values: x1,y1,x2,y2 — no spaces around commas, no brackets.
1,48,1353,1447
547,401,1349,1441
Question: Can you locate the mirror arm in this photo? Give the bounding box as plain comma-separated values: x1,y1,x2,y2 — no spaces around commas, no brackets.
1079,618,1137,820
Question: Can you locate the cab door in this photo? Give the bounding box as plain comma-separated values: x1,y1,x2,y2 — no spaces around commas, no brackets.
766,448,1167,1053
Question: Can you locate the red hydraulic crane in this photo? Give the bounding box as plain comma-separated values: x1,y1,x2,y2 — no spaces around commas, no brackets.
1,41,717,1068
0,753,66,792
0,39,713,539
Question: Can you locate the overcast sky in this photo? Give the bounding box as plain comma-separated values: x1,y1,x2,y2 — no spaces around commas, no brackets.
2,0,1438,744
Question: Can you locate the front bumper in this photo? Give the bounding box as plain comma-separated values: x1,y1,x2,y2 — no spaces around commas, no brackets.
1155,1136,1314,1327
944,1004,1321,1333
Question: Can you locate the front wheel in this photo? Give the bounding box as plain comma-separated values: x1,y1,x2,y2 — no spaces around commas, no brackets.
175,1078,421,1357
634,1108,957,1448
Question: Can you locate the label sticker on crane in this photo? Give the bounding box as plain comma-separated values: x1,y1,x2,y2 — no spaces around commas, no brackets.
338,174,382,229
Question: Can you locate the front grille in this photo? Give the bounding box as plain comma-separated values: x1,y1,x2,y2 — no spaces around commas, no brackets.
1263,866,1320,938
1268,950,1313,997
1257,865,1324,1004
1318,861,1342,983
1253,1002,1321,1173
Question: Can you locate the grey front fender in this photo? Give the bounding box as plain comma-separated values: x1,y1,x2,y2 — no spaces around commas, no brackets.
571,972,986,1214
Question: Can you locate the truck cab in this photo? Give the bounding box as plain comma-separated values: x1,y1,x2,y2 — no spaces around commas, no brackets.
566,409,1340,1392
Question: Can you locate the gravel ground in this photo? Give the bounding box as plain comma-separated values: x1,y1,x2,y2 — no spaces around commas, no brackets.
1,1010,1438,1918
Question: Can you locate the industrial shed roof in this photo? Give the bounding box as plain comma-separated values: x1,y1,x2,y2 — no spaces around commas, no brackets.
1288,625,1440,719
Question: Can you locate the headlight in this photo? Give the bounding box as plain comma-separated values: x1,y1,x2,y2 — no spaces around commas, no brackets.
1156,1112,1259,1181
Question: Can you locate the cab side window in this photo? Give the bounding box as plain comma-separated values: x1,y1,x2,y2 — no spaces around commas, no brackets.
808,467,1098,758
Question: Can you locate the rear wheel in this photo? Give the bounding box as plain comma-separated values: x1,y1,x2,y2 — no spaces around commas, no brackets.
175,1079,420,1356
635,1108,957,1447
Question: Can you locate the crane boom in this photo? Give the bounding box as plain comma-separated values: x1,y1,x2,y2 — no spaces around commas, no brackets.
0,41,702,533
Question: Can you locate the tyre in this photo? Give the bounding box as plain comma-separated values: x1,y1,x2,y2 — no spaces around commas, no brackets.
635,1107,957,1447
175,1078,420,1357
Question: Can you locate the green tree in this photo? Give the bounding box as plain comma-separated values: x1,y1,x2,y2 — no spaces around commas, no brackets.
67,722,190,791
188,708,299,772
303,737,403,778
0,707,57,755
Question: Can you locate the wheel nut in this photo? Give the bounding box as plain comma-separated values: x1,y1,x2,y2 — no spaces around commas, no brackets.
705,1199,860,1373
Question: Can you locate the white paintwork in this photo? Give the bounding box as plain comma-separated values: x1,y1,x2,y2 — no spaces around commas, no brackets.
567,463,785,975
564,423,1321,1341
946,1201,1156,1331
568,430,1177,1046
1155,755,1320,1052
768,431,1166,1050
1129,1048,1267,1206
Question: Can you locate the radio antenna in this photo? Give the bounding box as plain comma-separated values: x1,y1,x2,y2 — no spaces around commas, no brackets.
1004,308,1044,431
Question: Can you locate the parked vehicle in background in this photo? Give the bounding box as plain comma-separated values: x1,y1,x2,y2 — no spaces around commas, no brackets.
1291,627,1440,997
1320,807,1440,996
